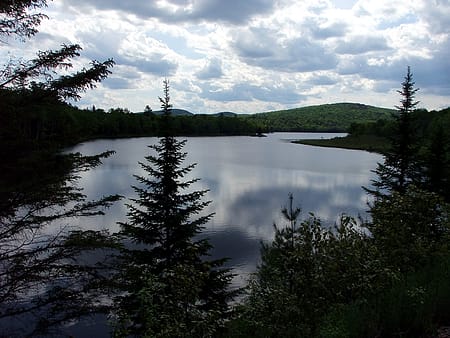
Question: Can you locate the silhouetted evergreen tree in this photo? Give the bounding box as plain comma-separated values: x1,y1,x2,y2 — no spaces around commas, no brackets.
114,80,234,337
0,150,121,336
366,66,419,197
0,0,48,39
1,0,114,150
0,2,121,335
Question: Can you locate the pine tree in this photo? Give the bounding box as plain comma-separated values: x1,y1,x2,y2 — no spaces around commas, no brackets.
367,66,419,197
0,2,121,335
363,68,449,277
115,80,233,337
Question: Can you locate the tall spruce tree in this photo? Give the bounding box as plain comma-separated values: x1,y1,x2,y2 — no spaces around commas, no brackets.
366,66,419,197
115,80,233,337
363,67,449,277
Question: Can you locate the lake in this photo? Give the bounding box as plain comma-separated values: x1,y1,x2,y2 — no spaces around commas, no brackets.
68,132,382,286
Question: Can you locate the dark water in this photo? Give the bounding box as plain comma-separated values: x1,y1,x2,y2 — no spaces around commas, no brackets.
4,133,383,336
60,132,382,335
68,132,381,285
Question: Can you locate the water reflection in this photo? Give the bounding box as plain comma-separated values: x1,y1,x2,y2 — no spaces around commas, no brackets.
68,133,381,281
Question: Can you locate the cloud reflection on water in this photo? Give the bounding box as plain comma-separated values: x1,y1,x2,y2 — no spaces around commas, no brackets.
69,133,381,281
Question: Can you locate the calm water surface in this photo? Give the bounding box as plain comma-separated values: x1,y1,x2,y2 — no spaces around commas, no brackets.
69,132,382,284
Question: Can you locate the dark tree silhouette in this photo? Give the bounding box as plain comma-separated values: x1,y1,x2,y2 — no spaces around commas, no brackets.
0,1,120,335
366,66,419,197
0,151,121,336
114,80,234,337
0,0,48,40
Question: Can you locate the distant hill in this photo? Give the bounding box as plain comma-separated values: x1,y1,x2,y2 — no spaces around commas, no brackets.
210,112,237,117
149,109,238,117
241,103,396,132
151,108,194,116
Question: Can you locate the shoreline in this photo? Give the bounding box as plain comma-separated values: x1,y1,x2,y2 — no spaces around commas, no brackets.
292,135,390,154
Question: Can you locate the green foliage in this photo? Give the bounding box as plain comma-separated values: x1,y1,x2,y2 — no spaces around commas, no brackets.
312,105,450,202
114,81,234,337
0,44,114,100
420,108,450,201
312,106,449,155
0,93,259,148
243,103,395,132
321,255,450,337
368,186,449,274
229,195,380,337
348,118,395,138
229,182,450,337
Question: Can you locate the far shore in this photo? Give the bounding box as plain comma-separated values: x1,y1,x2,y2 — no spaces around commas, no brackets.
292,134,390,154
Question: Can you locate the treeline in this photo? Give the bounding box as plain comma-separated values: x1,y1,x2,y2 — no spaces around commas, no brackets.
1,86,404,150
349,107,450,142
1,88,404,152
0,89,258,151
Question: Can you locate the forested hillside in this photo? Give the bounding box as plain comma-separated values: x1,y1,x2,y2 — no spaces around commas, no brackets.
242,102,395,132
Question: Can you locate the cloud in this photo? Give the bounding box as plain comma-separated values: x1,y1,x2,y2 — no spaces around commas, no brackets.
102,77,133,90
335,35,391,55
406,47,450,94
352,0,415,22
336,38,450,97
196,58,223,79
233,28,338,72
308,74,338,86
188,0,276,24
22,0,449,113
75,28,179,76
62,0,276,25
310,22,349,39
417,0,450,34
201,82,306,104
122,56,178,76
231,27,275,58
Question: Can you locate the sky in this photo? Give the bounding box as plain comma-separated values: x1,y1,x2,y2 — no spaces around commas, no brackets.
4,0,450,113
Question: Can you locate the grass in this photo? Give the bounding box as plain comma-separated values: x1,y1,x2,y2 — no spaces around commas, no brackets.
292,134,391,154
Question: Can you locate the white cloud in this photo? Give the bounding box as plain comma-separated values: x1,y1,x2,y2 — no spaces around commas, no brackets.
196,58,223,79
1,0,449,113
335,35,391,55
